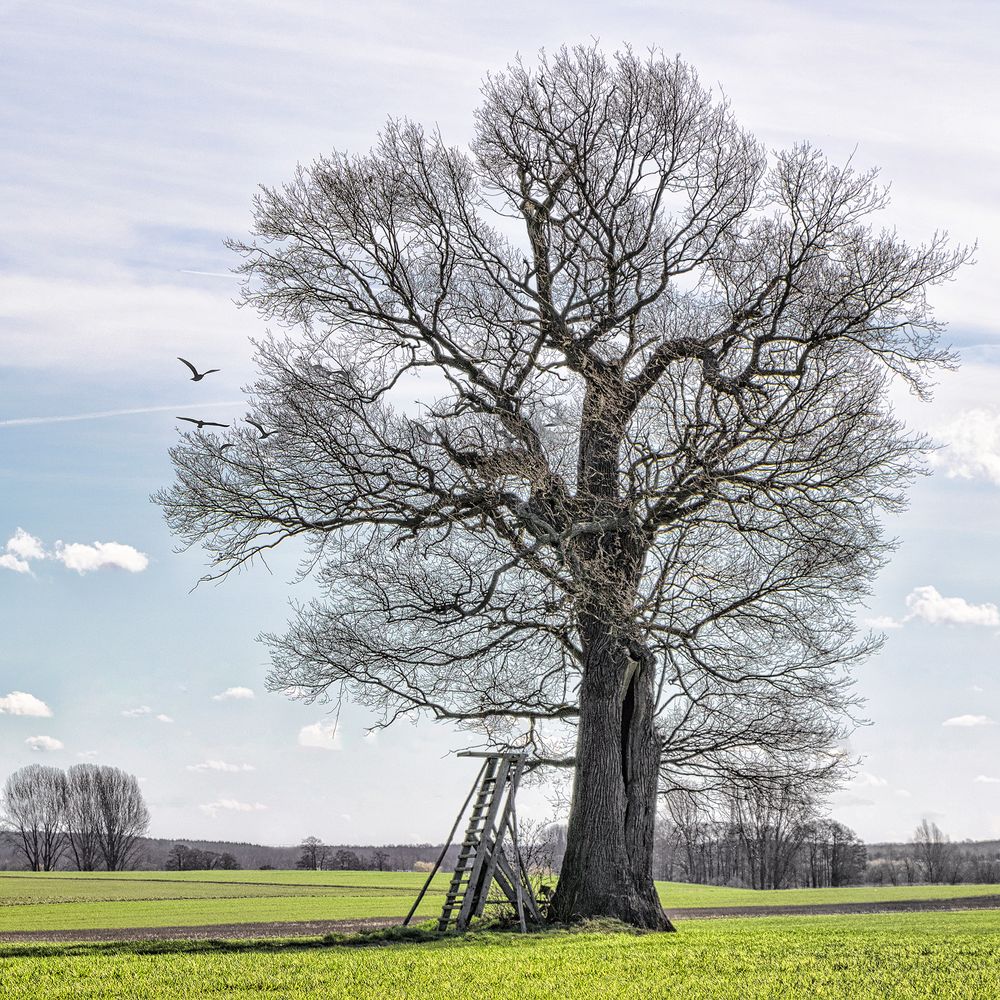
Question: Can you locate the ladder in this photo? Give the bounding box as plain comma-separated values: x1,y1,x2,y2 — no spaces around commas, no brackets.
403,751,541,933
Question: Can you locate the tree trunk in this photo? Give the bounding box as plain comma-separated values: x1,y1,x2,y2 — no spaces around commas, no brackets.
549,615,674,930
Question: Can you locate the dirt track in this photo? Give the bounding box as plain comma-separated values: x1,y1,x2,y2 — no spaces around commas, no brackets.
3,895,1000,944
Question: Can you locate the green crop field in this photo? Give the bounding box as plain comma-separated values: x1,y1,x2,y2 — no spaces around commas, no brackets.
1,870,999,933
2,911,1000,998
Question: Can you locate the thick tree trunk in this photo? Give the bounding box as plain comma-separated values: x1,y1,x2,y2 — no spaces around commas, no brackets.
549,616,674,930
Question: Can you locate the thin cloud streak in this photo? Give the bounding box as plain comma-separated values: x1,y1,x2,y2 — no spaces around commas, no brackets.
0,402,242,428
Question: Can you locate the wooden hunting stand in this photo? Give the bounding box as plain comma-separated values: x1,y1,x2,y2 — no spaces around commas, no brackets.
403,751,541,933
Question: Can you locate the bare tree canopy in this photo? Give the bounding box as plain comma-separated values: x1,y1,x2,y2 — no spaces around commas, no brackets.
1,765,67,872
64,763,103,871
86,765,150,871
157,45,967,927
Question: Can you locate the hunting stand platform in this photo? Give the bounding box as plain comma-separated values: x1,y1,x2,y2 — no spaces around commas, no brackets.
404,751,541,932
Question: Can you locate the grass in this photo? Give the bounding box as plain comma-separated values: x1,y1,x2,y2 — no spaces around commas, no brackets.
2,911,1000,998
653,879,1000,908
1,870,998,933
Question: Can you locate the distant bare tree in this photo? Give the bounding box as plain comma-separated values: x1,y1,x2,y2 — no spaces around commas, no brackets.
85,766,149,870
64,764,102,871
158,45,968,926
331,848,362,871
728,781,816,890
801,818,867,887
296,836,329,870
371,848,392,871
1,765,67,872
913,819,954,884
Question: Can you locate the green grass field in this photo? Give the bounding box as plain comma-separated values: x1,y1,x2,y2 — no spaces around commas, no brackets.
2,911,999,998
1,870,998,933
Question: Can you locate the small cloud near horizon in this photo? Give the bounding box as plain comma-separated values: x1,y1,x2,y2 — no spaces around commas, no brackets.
852,772,889,788
0,529,148,575
975,775,1000,784
55,540,149,574
199,798,267,817
25,735,63,751
904,586,1000,628
0,691,52,717
943,715,995,727
0,528,45,574
186,760,255,773
865,615,903,630
212,686,255,701
932,408,1000,485
299,720,342,751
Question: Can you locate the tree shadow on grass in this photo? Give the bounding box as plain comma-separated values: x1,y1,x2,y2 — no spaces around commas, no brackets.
0,916,648,961
0,923,452,960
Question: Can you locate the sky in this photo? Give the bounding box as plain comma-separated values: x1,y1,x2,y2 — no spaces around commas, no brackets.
2,0,1000,847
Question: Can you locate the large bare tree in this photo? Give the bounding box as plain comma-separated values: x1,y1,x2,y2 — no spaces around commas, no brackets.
64,764,104,871
1,765,67,872
158,46,966,927
86,765,150,871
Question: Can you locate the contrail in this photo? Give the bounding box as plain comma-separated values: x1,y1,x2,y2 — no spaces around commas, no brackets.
0,402,244,428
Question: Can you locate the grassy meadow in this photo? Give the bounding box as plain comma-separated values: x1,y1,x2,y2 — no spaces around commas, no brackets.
1,870,999,932
2,911,1000,998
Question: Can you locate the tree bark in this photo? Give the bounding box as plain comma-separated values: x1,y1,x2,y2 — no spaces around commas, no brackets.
549,614,674,930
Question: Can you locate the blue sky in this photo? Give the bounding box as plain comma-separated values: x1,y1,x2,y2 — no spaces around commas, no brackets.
2,0,1000,845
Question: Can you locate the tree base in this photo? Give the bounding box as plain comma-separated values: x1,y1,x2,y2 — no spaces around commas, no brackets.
548,881,676,931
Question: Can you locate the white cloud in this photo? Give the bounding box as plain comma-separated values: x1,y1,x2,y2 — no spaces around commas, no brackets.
975,775,1000,784
199,798,267,817
865,616,903,630
0,691,52,717
54,540,149,574
0,554,31,574
212,686,255,701
895,789,912,799
943,715,995,728
834,793,874,808
852,772,889,788
298,720,342,751
932,408,1000,485
1,529,46,572
1,529,47,573
904,586,1000,627
25,735,63,751
122,705,172,722
186,760,255,773
6,529,45,561
76,750,98,760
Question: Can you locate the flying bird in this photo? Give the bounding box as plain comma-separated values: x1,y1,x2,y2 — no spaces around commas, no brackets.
177,417,230,429
246,419,278,439
177,357,221,381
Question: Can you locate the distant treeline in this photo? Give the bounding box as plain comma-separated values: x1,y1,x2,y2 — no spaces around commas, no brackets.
0,832,461,873
3,811,999,887
645,793,1000,889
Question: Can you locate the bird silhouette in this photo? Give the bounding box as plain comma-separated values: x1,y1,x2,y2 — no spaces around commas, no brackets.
177,417,230,429
246,419,278,439
177,357,221,381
